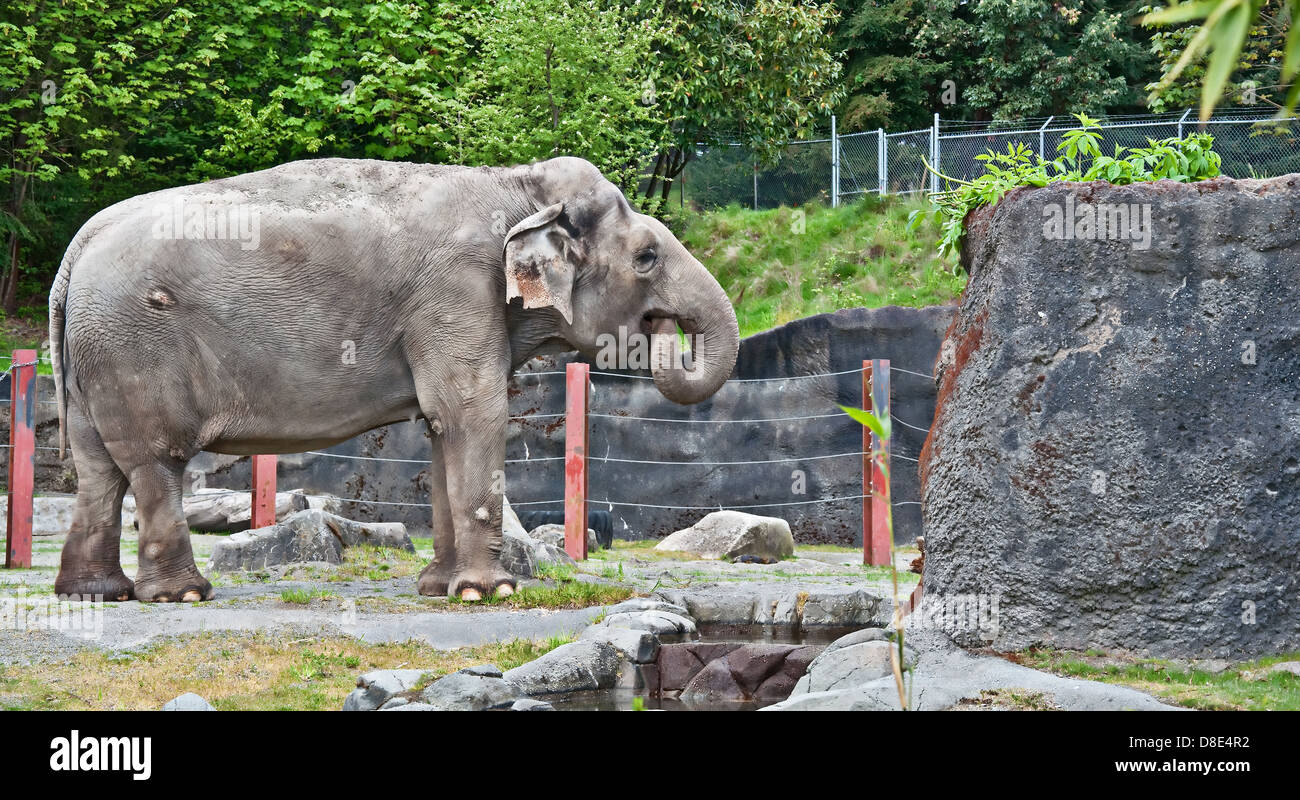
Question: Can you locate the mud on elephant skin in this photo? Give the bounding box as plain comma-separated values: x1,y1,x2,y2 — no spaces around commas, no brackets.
48,156,739,602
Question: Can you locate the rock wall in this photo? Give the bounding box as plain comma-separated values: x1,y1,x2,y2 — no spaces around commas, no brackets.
921,175,1300,659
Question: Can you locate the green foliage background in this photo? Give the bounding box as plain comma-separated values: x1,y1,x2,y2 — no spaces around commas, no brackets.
0,0,1292,325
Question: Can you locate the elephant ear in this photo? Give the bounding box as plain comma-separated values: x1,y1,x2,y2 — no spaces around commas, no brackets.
503,202,582,324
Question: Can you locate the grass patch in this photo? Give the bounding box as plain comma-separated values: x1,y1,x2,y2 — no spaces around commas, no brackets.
793,543,864,554
327,544,426,582
681,195,961,337
278,588,338,605
1017,649,1300,710
0,630,572,711
453,581,633,610
593,539,697,562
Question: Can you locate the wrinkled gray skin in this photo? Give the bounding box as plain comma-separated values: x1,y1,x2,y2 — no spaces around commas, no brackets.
48,157,739,602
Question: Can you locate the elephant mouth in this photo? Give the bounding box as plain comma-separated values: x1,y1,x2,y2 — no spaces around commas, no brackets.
641,312,698,338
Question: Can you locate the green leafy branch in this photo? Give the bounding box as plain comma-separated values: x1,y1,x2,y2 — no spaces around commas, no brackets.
907,114,1224,264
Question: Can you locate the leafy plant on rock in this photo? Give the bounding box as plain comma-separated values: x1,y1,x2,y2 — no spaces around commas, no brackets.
909,114,1224,263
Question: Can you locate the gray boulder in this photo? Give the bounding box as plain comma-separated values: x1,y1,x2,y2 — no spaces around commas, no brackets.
790,640,916,695
510,698,556,711
529,523,600,554
182,488,328,532
605,598,691,618
601,610,696,637
209,509,412,571
503,641,622,695
502,496,528,540
342,669,428,711
765,643,1179,711
922,175,1300,659
162,692,215,711
656,586,890,627
500,529,575,578
581,625,660,664
1,496,77,538
656,511,794,562
419,672,519,711
381,702,437,711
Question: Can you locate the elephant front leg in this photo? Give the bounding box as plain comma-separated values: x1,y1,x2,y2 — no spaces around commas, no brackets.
439,418,515,602
417,431,458,597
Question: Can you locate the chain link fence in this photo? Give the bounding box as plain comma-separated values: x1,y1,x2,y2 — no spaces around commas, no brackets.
682,109,1300,210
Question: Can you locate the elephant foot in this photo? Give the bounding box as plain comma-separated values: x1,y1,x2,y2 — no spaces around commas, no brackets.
417,562,453,597
134,569,213,603
449,569,517,602
54,569,135,602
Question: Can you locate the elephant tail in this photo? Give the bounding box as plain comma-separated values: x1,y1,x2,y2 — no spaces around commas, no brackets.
49,237,78,461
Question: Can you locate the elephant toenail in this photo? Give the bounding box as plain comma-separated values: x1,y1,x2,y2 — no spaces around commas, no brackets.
182,590,201,602
460,588,483,602
495,584,514,598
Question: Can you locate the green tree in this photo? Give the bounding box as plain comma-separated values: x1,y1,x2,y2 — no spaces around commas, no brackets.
833,0,949,130
0,1,230,312
637,0,845,209
1143,0,1296,117
188,0,475,176
914,0,1154,121
454,0,666,190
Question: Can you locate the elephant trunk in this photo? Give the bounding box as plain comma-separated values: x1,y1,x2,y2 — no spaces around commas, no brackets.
648,271,740,405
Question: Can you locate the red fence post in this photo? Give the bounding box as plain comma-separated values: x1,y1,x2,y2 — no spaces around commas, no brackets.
5,349,36,569
250,454,277,529
862,360,872,565
863,359,892,566
564,362,589,560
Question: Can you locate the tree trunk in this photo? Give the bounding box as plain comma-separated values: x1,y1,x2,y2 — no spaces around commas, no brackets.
3,233,19,314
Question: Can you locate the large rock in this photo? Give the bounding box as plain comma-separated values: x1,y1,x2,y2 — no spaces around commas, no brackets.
419,671,519,711
763,642,1178,711
343,669,428,711
677,644,819,704
922,175,1300,659
499,529,575,578
208,509,412,571
655,586,892,627
529,523,600,554
580,625,660,664
182,488,342,532
655,511,794,561
789,640,916,695
162,692,215,711
0,496,78,538
502,641,622,695
179,306,951,544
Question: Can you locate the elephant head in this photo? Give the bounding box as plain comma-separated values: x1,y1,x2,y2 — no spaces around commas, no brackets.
503,157,740,404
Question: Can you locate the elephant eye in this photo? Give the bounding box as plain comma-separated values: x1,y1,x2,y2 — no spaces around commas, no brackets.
634,248,658,272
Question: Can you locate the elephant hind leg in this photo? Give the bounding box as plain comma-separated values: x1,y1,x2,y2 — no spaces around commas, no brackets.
55,404,133,601
129,460,212,603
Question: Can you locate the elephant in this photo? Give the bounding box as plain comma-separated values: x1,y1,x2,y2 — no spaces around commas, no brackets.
48,156,739,602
